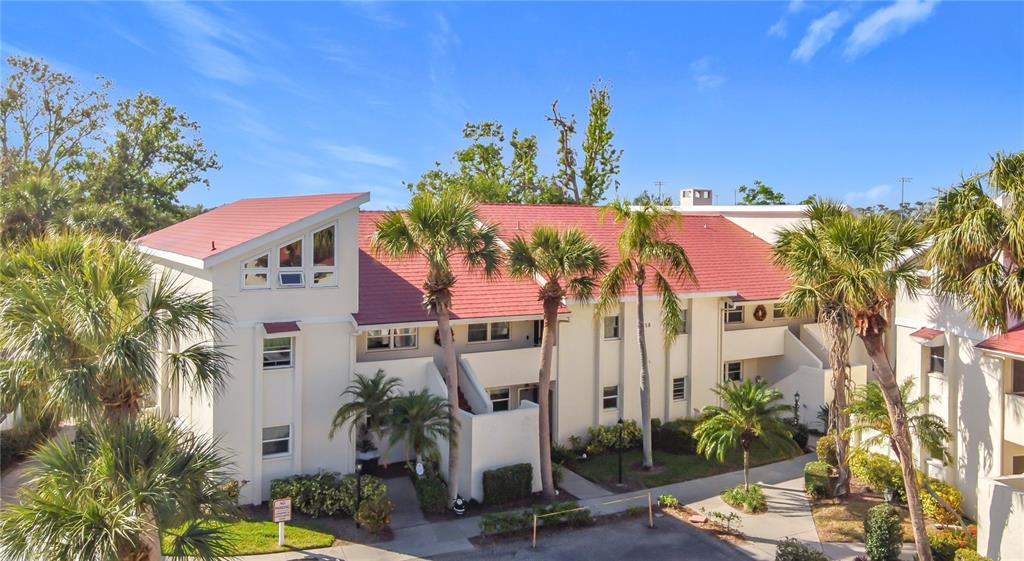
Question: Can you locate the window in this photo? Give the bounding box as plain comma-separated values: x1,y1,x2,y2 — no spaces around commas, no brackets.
241,253,269,289
312,225,337,287
773,303,786,320
724,361,742,382
263,337,294,369
366,328,418,351
672,377,687,401
602,385,619,410
1013,455,1024,475
278,238,304,287
262,425,291,456
724,304,744,324
519,385,538,405
468,322,510,343
1013,360,1024,394
682,309,688,334
929,346,945,374
603,315,621,339
490,388,510,412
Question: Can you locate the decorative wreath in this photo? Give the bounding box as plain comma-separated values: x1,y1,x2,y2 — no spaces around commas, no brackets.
753,304,768,322
434,328,455,346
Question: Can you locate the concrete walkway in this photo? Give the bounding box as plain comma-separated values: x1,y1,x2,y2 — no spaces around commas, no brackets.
385,476,428,530
558,467,613,500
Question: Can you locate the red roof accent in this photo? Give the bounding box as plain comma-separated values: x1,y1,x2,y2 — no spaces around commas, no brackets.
264,321,300,334
135,193,367,261
910,327,944,341
976,324,1024,356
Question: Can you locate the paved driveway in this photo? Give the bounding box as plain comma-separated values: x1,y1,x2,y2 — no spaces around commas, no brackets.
430,515,754,561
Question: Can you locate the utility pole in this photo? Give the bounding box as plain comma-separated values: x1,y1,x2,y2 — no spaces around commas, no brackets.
897,176,912,219
654,181,665,201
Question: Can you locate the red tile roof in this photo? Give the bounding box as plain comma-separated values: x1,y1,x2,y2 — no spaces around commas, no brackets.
976,324,1024,356
135,193,367,261
910,327,945,341
355,204,793,326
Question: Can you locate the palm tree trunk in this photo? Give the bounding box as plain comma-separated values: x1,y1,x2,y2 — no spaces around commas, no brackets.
143,511,162,561
860,331,933,561
538,298,559,498
436,309,460,504
820,312,852,497
635,279,654,470
743,448,750,489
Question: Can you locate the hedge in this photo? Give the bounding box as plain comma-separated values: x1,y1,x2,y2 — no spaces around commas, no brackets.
804,461,833,499
483,463,532,505
953,549,991,561
270,472,387,517
775,537,829,561
479,501,592,536
414,476,449,514
583,420,642,455
850,452,905,501
653,418,698,454
864,504,902,561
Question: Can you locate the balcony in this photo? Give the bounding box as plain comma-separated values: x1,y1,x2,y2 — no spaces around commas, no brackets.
461,346,547,389
722,325,788,362
1005,392,1024,446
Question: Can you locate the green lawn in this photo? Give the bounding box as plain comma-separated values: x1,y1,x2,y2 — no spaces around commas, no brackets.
570,444,800,490
161,520,336,556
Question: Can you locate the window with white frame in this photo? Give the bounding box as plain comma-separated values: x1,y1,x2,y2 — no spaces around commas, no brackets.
490,388,510,411
724,361,742,382
262,425,291,456
366,328,418,351
312,225,337,287
603,315,621,339
278,238,304,287
468,322,510,343
241,253,269,289
773,303,786,320
929,346,945,374
672,377,687,401
724,304,744,324
263,337,294,369
518,385,538,405
602,385,619,410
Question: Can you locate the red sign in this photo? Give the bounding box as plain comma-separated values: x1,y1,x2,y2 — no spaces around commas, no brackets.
272,498,292,523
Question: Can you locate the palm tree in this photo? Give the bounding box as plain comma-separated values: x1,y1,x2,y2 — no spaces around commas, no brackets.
845,380,951,463
329,369,402,453
507,226,607,498
923,150,1024,333
0,231,230,421
372,190,502,501
774,200,856,497
596,200,695,469
386,389,454,468
814,209,932,561
0,416,238,561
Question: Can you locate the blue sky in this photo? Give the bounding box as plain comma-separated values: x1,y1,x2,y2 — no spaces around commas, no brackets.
3,1,1022,209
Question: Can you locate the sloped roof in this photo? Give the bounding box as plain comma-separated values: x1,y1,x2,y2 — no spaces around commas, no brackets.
135,193,368,263
910,327,945,342
976,324,1024,357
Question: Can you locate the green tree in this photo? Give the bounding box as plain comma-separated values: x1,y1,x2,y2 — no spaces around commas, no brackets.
923,151,1024,333
773,200,855,497
371,190,502,501
329,369,402,451
0,417,238,561
507,226,607,497
579,82,623,205
631,189,673,206
0,174,73,242
596,200,695,469
693,379,799,488
845,380,950,463
737,180,786,205
386,389,454,468
0,231,230,421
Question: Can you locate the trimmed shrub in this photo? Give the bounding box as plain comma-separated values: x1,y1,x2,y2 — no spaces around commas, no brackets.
551,443,576,465
864,504,902,561
775,537,829,561
953,549,991,561
552,463,565,486
414,476,449,514
816,433,838,466
930,527,977,561
480,509,534,535
482,463,532,505
355,495,394,533
804,461,833,499
722,483,767,513
270,472,387,517
583,420,642,455
791,422,810,449
658,494,680,508
920,477,963,525
653,418,698,454
479,501,592,536
850,452,905,501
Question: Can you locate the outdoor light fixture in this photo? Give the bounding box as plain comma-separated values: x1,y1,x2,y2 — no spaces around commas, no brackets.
355,461,363,528
452,495,467,515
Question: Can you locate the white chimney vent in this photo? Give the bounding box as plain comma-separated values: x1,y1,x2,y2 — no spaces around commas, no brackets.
679,188,713,207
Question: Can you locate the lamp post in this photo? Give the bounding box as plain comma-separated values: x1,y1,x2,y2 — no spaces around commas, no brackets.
617,418,624,485
355,461,363,528
793,391,801,425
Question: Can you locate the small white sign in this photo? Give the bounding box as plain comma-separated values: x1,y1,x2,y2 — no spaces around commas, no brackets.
272,497,292,523
415,462,425,477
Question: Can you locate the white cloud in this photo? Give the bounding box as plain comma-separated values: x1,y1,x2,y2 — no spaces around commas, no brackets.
148,2,262,84
768,19,787,38
787,0,806,14
290,172,332,193
844,184,891,205
690,56,725,90
321,144,401,169
844,0,937,59
792,10,849,62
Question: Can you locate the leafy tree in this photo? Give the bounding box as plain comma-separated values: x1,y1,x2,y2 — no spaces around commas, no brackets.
579,82,623,204
693,379,799,488
0,174,74,242
631,189,673,206
507,226,607,497
596,200,695,469
737,180,785,205
0,417,238,561
329,369,402,450
0,231,230,421
371,190,502,501
845,380,950,463
923,150,1024,332
773,200,855,497
386,389,454,468
857,201,934,222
